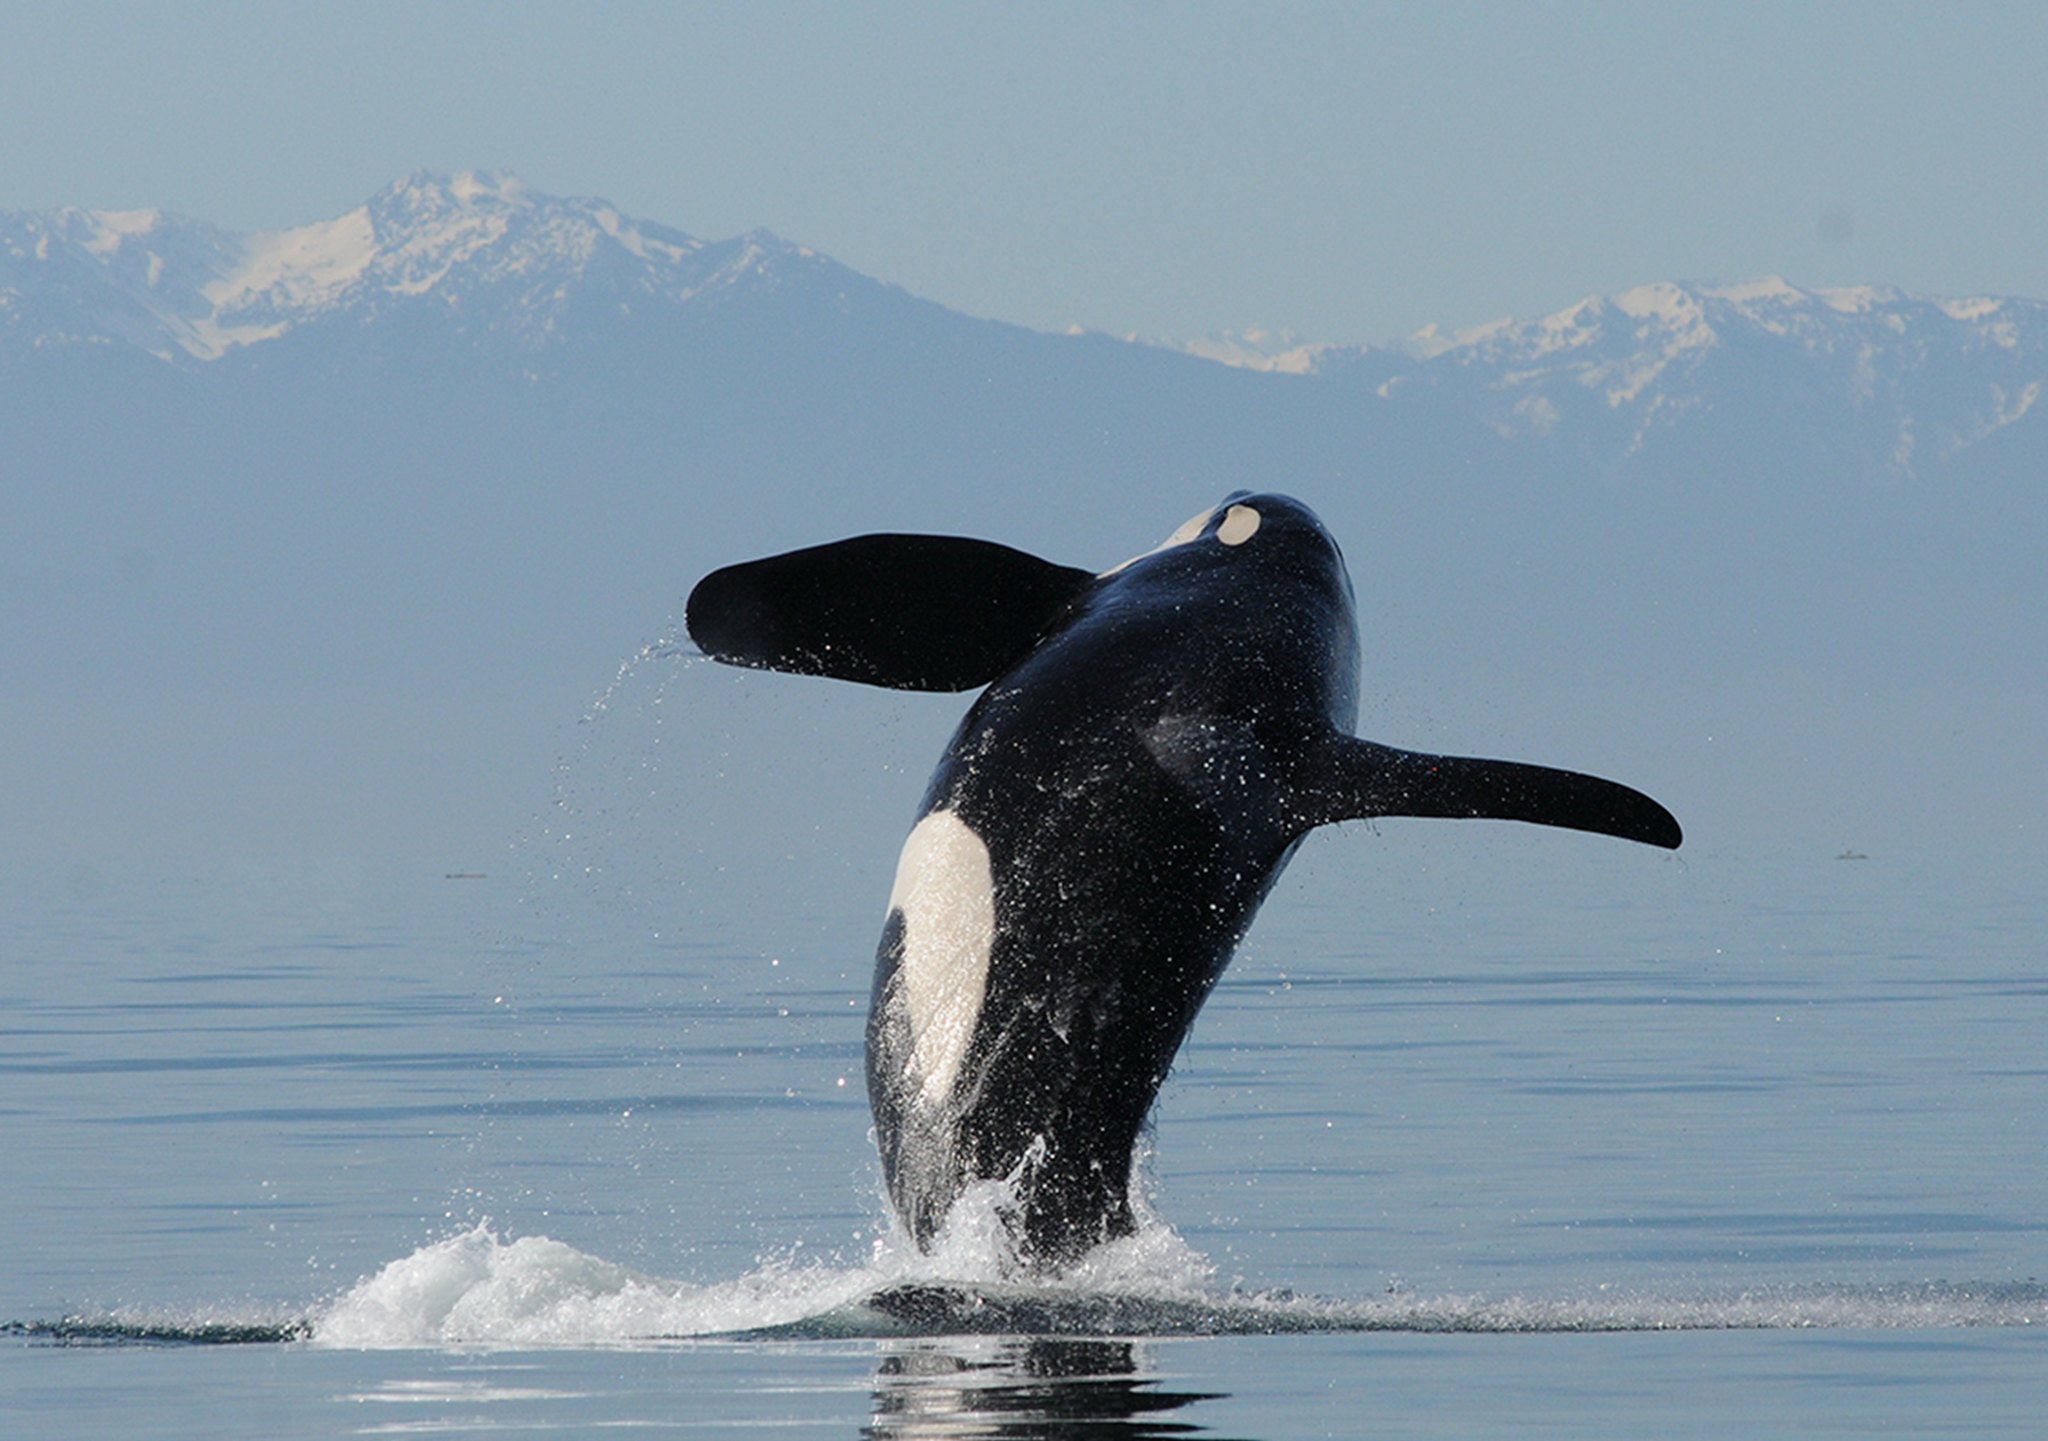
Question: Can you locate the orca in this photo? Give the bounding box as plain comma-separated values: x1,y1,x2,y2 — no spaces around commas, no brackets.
686,493,1680,1267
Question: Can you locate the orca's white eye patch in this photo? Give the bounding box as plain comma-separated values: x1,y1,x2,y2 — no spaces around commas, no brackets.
1217,504,1261,545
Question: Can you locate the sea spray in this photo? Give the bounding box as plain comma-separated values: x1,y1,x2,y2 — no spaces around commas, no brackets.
312,1213,2048,1345
314,1223,872,1346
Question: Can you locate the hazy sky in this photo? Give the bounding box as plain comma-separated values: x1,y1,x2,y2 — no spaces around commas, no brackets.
5,1,2046,344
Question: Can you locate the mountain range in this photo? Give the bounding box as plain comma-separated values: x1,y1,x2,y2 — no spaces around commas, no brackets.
9,172,2045,484
4,173,2041,870
2,172,887,363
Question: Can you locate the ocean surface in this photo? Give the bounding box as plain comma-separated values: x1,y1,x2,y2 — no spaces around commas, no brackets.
5,656,2043,1437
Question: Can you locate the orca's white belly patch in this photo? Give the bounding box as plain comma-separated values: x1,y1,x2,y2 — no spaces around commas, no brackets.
886,809,996,1105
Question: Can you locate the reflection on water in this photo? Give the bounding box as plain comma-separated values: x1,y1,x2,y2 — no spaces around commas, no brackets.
867,1337,1225,1439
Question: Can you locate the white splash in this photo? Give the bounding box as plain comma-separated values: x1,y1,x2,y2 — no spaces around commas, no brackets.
314,1225,872,1347
313,1180,1221,1348
308,1215,2047,1347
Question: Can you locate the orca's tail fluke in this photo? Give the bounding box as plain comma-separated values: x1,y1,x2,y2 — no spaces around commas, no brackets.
1292,734,1682,850
686,534,1095,693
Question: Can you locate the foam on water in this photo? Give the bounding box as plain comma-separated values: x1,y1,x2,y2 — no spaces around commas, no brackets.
297,1194,2046,1347
310,1179,1224,1346
13,1193,2044,1348
312,1226,871,1346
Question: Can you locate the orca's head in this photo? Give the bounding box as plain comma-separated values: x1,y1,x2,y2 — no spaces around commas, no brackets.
1093,492,1360,725
1101,492,1350,598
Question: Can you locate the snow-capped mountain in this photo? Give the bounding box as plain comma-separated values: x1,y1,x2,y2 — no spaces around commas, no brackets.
0,203,243,358
6,171,2043,480
1337,277,2048,473
1134,326,1333,375
0,171,876,362
1102,276,2048,481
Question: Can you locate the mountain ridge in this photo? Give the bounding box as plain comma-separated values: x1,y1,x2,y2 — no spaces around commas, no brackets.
8,170,2041,373
0,171,881,362
8,172,2042,479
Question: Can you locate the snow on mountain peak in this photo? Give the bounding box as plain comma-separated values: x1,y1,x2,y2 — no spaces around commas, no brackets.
1328,275,2048,468
1701,275,1801,305
76,207,164,256
447,170,527,206
1,174,832,362
1815,285,1883,314
378,169,531,218
1937,295,2004,322
190,208,379,354
1614,280,1703,324
1156,326,1330,373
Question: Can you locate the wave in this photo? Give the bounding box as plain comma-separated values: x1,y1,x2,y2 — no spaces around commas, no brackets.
13,1193,2044,1347
304,1221,2048,1343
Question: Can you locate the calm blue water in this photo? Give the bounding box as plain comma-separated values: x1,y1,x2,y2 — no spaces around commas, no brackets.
4,659,2043,1435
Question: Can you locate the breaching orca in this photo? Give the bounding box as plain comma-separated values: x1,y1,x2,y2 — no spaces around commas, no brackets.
686,494,1679,1266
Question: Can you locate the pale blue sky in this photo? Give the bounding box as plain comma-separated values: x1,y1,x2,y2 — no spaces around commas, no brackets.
4,1,2045,343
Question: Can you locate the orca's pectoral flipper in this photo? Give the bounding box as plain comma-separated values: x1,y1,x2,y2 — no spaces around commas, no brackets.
1295,735,1683,849
686,534,1096,692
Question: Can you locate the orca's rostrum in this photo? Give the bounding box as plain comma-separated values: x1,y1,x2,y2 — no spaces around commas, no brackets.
686,493,1680,1267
